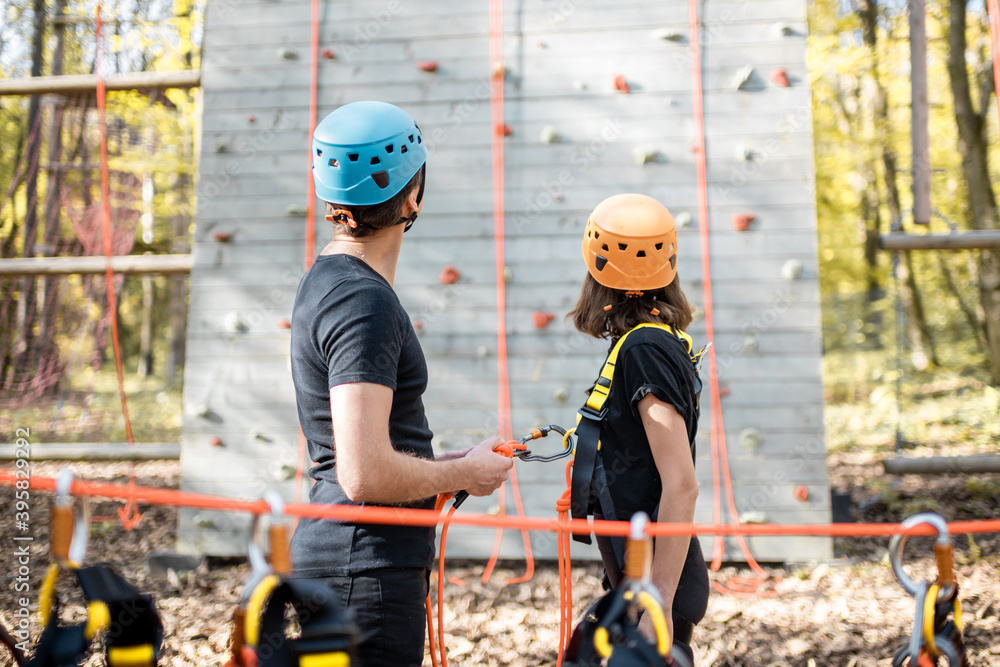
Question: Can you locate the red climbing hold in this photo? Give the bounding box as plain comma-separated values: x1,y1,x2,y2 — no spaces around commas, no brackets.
277,318,292,330
321,47,335,60
417,60,438,72
497,124,513,137
731,213,755,231
613,73,630,94
794,485,810,502
439,266,460,284
413,319,424,333
210,436,224,448
246,114,257,125
212,231,232,243
533,312,556,329
719,386,731,398
770,67,790,87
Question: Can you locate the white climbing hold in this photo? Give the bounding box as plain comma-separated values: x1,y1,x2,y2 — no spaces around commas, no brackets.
782,259,804,280
193,513,216,529
286,203,308,217
650,27,683,41
213,139,227,153
185,402,211,419
675,211,693,228
273,461,297,482
540,126,560,144
742,335,759,353
735,143,757,162
503,266,514,283
278,48,297,60
477,345,489,358
740,427,763,451
739,511,769,524
733,65,755,90
773,21,795,37
632,146,658,165
553,386,570,403
571,80,588,91
431,435,447,450
223,311,248,334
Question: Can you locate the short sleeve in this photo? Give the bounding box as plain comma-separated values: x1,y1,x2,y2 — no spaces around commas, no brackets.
316,282,406,390
620,341,692,424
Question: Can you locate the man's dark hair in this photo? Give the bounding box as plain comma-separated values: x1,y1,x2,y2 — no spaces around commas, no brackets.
326,169,423,238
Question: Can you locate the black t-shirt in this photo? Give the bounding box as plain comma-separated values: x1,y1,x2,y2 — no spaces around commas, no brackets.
289,254,435,577
596,325,709,624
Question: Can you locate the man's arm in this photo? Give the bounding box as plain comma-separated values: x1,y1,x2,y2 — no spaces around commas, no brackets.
330,382,513,504
636,393,699,644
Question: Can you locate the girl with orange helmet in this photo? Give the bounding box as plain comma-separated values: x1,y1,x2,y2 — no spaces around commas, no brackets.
567,193,710,665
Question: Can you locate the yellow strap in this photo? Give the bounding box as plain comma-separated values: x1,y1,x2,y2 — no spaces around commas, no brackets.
923,584,939,656
583,323,696,414
300,652,350,667
245,574,281,648
107,644,155,667
593,626,612,659
39,563,59,627
85,601,111,640
953,593,963,632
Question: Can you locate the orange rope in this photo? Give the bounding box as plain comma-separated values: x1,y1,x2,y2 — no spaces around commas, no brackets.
94,1,141,530
6,472,1000,538
482,0,534,587
687,0,771,595
555,460,574,667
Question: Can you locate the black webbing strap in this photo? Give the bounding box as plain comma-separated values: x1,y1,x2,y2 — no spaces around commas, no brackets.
254,579,358,667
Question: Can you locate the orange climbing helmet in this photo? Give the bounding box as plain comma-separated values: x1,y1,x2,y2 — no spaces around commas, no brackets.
582,193,678,291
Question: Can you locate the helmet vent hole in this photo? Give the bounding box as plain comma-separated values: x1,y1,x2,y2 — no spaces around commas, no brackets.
400,145,408,154
370,156,381,165
385,144,394,153
636,250,646,257
595,255,608,271
328,158,339,168
618,243,628,251
408,134,414,143
669,243,674,251
417,135,422,144
655,242,663,250
348,153,359,162
669,254,677,270
316,149,322,156
371,170,390,189
602,243,609,251
594,231,600,239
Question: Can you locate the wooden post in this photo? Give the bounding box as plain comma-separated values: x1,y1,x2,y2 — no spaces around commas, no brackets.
910,0,931,225
0,255,193,276
0,70,201,96
879,230,1000,250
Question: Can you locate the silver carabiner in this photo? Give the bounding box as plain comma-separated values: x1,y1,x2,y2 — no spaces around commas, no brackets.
905,580,929,667
243,489,287,603
889,512,954,602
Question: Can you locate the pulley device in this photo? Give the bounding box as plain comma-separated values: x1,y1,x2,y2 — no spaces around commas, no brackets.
224,491,358,667
889,513,968,667
28,470,164,667
562,513,692,667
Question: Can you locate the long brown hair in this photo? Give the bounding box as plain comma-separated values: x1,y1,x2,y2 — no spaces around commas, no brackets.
568,272,693,339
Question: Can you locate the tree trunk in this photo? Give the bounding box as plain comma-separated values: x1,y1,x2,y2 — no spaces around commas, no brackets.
947,0,1000,384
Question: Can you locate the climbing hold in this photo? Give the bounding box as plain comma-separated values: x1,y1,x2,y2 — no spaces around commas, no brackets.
719,386,731,398
794,485,810,502
497,124,513,137
731,213,755,231
273,461,297,482
193,513,216,529
277,318,292,330
553,192,564,202
739,511,768,524
223,312,248,334
246,114,257,125
770,67,790,87
491,61,507,78
250,427,270,442
675,211,693,228
212,231,232,243
733,65,755,90
631,146,658,165
572,80,588,91
277,48,297,60
503,266,513,283
740,427,763,451
416,60,438,72
321,47,335,60
736,143,756,161
209,436,224,448
533,312,556,328
413,319,424,333
186,402,211,419
649,27,683,41
688,143,700,153
772,21,795,37
540,126,560,144
613,73,630,94
439,265,460,284
782,259,804,280
477,345,489,358
535,40,548,48
213,139,227,153
553,386,570,403
431,436,446,450
286,203,307,217
742,335,759,353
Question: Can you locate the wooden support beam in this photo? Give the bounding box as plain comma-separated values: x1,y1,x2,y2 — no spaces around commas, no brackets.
883,455,1000,474
879,231,1000,250
0,70,201,96
0,254,193,276
0,443,180,461
909,0,931,225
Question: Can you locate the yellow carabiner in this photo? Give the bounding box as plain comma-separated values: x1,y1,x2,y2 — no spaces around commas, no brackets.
636,590,671,656
922,584,940,656
244,574,281,648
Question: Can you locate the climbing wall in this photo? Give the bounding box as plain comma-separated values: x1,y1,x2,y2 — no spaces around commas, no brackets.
181,0,831,562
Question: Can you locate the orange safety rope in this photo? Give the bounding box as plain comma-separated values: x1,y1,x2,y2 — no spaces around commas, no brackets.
94,0,141,530
554,460,574,667
687,0,772,596
482,0,534,587
6,471,1000,538
989,0,1000,130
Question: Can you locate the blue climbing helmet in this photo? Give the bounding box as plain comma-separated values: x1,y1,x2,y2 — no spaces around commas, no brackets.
312,101,427,209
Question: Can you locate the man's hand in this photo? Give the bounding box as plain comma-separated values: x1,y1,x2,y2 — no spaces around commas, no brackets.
462,436,513,496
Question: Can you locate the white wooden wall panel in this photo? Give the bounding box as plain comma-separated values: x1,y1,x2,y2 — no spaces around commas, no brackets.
182,0,830,562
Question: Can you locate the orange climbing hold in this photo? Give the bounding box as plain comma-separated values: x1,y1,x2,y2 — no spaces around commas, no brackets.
794,485,810,502
212,231,232,243
277,318,292,330
496,124,513,137
770,67,790,87
534,312,555,329
417,61,438,72
731,213,755,231
613,73,630,94
321,47,335,60
439,266,460,284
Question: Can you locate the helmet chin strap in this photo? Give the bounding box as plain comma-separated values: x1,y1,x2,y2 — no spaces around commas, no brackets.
398,163,427,233
326,163,428,233
603,290,661,317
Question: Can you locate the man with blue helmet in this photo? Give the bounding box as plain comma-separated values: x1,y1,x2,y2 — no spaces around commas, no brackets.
289,101,513,666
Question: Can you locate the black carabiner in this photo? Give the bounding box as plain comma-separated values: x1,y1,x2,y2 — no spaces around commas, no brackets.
517,424,574,462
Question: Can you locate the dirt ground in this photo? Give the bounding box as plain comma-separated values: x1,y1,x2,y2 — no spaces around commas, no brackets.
1,459,998,666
